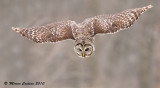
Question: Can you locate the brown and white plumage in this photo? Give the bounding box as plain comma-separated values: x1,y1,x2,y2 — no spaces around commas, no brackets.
12,5,152,57
12,20,75,43
92,5,152,35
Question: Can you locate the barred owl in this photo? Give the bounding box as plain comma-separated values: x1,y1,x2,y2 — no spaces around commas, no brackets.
12,5,152,57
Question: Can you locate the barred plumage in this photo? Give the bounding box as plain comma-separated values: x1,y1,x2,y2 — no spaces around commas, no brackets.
12,20,75,43
92,5,152,34
12,5,152,57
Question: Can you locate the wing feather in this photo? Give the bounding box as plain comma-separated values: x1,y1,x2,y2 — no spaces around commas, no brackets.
93,5,152,35
12,20,75,43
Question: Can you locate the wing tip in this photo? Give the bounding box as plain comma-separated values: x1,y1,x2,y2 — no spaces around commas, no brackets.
140,5,153,13
147,5,153,9
12,27,22,33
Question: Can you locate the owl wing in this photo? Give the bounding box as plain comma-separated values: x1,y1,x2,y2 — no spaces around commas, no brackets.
92,5,152,35
12,20,76,43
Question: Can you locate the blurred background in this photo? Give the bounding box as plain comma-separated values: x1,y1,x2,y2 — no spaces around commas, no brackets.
0,0,160,88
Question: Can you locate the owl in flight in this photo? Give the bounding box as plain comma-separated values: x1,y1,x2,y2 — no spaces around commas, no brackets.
12,5,152,57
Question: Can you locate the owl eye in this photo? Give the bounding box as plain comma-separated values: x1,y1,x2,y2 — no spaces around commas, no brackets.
79,48,82,51
85,48,89,51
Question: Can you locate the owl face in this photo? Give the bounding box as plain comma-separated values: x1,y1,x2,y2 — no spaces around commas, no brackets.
74,39,94,57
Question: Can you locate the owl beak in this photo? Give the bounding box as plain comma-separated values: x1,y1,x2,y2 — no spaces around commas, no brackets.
82,53,85,57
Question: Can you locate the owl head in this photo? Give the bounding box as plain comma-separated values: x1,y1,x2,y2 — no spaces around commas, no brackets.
74,37,95,57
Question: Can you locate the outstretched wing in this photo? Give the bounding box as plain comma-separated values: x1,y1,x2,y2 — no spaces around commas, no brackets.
12,20,76,43
92,5,152,35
